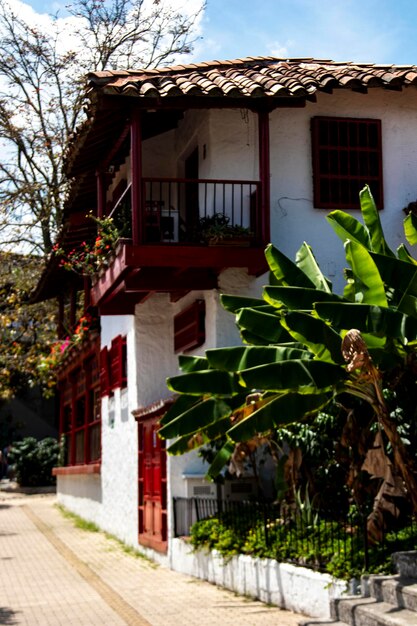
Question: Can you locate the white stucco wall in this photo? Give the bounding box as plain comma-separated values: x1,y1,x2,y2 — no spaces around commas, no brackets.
170,539,348,618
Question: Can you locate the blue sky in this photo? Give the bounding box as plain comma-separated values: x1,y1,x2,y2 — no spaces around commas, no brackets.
20,0,417,65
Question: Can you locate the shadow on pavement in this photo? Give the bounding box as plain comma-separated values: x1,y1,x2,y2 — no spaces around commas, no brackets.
0,606,19,624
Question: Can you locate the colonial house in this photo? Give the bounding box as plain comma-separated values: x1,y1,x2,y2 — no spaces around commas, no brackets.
33,56,417,563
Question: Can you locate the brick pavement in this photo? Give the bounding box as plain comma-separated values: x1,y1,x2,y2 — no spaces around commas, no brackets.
0,492,305,625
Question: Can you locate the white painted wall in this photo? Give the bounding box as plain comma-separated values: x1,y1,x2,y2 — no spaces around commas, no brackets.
170,539,348,618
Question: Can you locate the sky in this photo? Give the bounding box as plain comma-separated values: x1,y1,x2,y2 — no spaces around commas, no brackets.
19,0,417,66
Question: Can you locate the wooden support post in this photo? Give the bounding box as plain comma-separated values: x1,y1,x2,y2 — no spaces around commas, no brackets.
96,171,106,218
258,109,271,244
131,109,143,245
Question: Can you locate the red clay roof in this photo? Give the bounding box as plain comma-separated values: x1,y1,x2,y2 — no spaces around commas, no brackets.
87,56,417,100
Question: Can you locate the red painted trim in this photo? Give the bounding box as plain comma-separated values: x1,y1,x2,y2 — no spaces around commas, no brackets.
52,463,101,476
131,109,143,245
90,243,267,309
258,110,271,243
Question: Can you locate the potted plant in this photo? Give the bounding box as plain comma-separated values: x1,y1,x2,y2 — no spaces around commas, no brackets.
198,213,253,246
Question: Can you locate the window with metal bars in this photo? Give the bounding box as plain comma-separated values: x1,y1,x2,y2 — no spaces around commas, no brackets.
311,117,383,210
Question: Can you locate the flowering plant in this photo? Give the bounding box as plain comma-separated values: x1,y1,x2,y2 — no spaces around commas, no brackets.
53,213,120,276
37,313,98,394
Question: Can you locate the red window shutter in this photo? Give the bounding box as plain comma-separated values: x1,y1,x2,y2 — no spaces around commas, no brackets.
174,300,205,353
99,346,111,397
109,335,127,390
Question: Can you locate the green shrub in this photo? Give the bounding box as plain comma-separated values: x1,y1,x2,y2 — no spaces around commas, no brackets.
8,437,59,486
189,512,417,580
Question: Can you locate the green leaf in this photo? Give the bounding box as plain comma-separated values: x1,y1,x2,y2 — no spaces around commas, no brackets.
236,307,287,343
345,240,387,307
397,244,417,266
281,311,344,363
167,416,231,455
240,329,271,345
159,397,232,439
238,360,346,393
167,369,242,397
220,294,266,313
264,286,345,311
206,440,235,480
205,345,311,371
316,302,417,342
265,243,315,288
360,185,394,256
228,392,330,442
370,252,417,298
295,242,332,292
404,213,417,246
178,355,209,373
159,395,198,426
327,210,371,249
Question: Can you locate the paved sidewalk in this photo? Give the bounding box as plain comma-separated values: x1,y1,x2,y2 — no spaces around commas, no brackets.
0,492,305,625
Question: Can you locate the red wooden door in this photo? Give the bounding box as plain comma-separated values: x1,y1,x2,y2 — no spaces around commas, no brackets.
138,416,167,552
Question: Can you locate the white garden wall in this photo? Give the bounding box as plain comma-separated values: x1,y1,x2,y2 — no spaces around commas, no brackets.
170,538,348,618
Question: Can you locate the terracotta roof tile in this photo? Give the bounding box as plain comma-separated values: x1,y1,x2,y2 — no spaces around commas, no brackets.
85,57,417,101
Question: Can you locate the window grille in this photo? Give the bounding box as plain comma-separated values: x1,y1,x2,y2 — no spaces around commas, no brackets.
311,116,383,210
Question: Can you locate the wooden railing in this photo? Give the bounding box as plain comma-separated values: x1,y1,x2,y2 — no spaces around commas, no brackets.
109,178,262,245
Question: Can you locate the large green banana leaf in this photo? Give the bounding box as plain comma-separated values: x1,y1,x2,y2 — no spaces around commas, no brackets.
327,210,371,249
238,360,346,393
167,415,232,455
281,311,344,363
265,243,315,288
236,307,289,343
295,242,332,292
227,392,330,442
220,294,267,313
359,185,395,256
397,244,417,266
167,369,243,397
345,240,387,307
315,302,417,341
159,397,232,439
205,345,311,371
206,441,236,479
264,286,345,311
404,213,417,246
178,355,209,372
159,394,198,426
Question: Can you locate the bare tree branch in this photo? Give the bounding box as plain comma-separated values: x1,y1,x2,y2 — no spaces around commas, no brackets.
0,0,205,254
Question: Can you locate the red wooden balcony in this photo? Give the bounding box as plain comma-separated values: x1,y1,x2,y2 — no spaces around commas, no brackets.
91,177,268,314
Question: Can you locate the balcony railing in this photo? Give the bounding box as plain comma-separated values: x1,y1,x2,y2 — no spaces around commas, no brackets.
108,178,262,245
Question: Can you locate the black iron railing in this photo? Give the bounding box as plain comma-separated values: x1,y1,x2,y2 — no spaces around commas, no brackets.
108,178,261,244
173,496,417,575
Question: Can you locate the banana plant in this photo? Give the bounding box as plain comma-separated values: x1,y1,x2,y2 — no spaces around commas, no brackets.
160,186,417,515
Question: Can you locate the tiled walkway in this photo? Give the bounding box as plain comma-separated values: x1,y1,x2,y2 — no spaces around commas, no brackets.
0,492,305,625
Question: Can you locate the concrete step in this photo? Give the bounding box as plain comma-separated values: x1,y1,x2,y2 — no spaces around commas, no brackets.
370,575,417,612
335,596,417,626
393,552,417,579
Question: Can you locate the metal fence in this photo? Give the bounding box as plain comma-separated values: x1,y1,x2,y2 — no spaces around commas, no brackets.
173,496,417,574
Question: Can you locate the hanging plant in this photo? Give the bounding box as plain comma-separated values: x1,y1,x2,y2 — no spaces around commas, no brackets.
53,213,120,276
